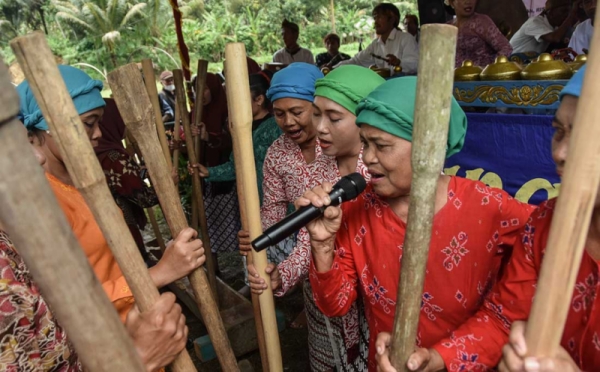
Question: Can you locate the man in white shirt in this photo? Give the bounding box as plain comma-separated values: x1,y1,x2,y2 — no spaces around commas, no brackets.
335,3,419,74
272,19,315,64
510,0,578,54
569,0,596,54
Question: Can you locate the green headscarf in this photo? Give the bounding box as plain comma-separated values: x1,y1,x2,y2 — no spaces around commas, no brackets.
314,65,385,114
355,77,467,158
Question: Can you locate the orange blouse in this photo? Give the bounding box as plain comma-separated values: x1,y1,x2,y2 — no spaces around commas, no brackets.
46,173,134,321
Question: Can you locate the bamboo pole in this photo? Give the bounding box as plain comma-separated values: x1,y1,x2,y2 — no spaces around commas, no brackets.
172,91,182,185
10,32,197,372
192,60,208,161
231,105,270,372
190,60,208,231
388,24,458,371
141,59,173,171
0,54,145,372
225,42,282,372
525,5,600,358
173,69,218,301
108,63,239,372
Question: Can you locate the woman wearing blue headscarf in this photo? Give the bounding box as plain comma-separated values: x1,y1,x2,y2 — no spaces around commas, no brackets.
376,68,599,372
18,65,205,322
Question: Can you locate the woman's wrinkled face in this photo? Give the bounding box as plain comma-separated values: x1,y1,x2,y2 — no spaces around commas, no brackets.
360,124,412,199
313,96,360,157
18,123,46,167
81,107,104,148
273,98,316,146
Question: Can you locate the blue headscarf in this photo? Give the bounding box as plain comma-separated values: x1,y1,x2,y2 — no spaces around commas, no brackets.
560,65,586,99
266,62,323,103
18,65,105,131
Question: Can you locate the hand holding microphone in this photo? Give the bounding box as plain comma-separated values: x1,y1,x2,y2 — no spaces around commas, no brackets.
251,173,367,252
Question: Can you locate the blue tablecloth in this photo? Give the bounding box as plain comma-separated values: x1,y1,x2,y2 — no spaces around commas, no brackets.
444,113,560,205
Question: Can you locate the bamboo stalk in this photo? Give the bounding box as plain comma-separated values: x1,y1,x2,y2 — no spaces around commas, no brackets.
11,31,197,372
225,42,282,372
231,101,270,372
172,91,181,186
108,63,239,372
525,5,600,358
141,59,173,171
173,69,218,302
388,24,458,371
190,60,208,232
0,55,145,372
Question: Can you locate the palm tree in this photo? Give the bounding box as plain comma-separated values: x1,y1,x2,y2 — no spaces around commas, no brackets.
53,0,147,67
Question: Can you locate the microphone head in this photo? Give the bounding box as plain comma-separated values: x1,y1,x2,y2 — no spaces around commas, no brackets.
335,173,367,201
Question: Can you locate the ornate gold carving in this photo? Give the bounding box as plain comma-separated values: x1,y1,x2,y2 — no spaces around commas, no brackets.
453,84,563,107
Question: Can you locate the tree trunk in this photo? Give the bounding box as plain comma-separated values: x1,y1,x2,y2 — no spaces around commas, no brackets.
39,8,48,35
330,0,336,33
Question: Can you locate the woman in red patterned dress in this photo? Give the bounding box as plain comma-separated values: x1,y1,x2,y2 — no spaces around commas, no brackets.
298,77,534,372
248,65,384,371
377,65,600,372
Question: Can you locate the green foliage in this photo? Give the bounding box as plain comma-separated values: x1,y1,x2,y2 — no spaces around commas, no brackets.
1,0,418,78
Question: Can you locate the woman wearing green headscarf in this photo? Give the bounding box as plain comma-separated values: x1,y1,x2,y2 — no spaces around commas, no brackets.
295,77,535,372
248,65,384,372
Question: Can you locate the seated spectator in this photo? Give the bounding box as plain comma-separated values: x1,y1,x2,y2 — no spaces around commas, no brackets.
569,0,596,54
447,0,513,67
403,14,420,43
336,3,419,74
510,0,578,54
272,20,315,64
315,33,351,68
158,70,175,122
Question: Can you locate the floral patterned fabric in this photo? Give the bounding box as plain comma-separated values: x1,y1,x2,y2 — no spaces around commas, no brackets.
433,198,600,371
0,231,82,371
451,13,513,68
276,151,371,372
309,177,534,371
99,150,158,258
261,134,335,264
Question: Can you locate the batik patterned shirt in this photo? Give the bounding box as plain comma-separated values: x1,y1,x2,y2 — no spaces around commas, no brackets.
309,177,534,371
433,198,600,371
451,13,513,68
0,231,82,371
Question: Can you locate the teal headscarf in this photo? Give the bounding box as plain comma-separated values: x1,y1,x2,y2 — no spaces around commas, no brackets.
560,65,586,99
17,65,105,131
355,77,467,158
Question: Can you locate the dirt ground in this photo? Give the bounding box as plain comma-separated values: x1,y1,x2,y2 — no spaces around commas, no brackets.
142,220,310,372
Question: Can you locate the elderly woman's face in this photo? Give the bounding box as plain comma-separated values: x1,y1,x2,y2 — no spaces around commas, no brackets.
360,124,413,199
313,96,360,158
273,98,316,146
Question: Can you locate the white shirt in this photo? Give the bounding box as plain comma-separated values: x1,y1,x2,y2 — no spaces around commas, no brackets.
510,15,555,54
335,28,419,74
272,47,315,64
569,19,594,54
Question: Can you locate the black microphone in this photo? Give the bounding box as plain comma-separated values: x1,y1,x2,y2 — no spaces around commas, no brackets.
252,173,367,252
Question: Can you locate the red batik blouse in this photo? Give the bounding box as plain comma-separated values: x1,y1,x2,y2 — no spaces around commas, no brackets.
433,198,600,371
309,177,534,371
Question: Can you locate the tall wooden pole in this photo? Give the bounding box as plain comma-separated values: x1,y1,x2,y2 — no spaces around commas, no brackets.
141,59,173,171
525,5,600,358
108,63,239,372
388,24,458,371
190,60,209,231
231,108,270,372
173,69,218,301
225,42,283,372
330,0,336,33
0,54,145,372
10,32,197,372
